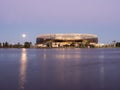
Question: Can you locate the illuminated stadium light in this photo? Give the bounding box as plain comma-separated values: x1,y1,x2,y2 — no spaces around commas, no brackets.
36,33,98,48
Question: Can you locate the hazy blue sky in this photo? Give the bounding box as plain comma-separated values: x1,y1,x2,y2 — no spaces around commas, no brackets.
0,0,120,44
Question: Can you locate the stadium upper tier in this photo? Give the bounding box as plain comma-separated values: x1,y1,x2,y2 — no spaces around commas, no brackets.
36,34,98,44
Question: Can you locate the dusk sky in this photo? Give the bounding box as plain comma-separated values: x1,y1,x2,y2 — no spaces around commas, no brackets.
0,0,120,44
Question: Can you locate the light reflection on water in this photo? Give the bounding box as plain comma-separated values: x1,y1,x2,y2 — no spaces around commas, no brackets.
99,51,105,88
54,52,81,60
40,49,82,60
0,48,120,90
18,48,120,90
19,48,27,90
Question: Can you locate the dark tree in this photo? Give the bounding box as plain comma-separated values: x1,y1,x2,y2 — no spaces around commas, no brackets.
0,43,2,48
3,42,9,48
116,42,120,47
24,42,32,48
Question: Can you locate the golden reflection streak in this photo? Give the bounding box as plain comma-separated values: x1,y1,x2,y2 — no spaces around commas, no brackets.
19,48,27,90
54,53,81,60
54,49,81,60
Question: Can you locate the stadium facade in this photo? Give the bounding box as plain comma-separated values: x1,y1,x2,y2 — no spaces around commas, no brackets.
36,34,98,48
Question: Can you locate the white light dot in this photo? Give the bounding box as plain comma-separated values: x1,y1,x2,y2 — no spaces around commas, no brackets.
22,34,26,38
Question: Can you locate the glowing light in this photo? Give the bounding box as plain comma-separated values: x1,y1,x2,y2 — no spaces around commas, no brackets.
22,34,26,38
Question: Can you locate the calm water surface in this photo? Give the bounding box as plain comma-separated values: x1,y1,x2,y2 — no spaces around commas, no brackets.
0,48,120,90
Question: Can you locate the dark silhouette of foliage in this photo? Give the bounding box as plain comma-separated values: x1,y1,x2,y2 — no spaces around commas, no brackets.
0,43,2,48
3,42,9,48
24,42,32,48
116,42,120,47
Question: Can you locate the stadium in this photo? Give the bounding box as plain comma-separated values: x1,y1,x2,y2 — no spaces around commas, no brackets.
36,34,98,48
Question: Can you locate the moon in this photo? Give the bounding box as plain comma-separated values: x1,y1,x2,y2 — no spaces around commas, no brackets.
22,34,26,38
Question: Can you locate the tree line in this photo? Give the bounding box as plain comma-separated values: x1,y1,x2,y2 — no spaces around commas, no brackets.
0,41,120,48
0,42,32,48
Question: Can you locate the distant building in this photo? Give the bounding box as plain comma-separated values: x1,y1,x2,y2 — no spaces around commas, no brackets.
36,33,98,48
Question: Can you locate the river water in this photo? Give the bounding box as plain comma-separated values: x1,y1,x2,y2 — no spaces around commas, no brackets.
0,48,120,90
